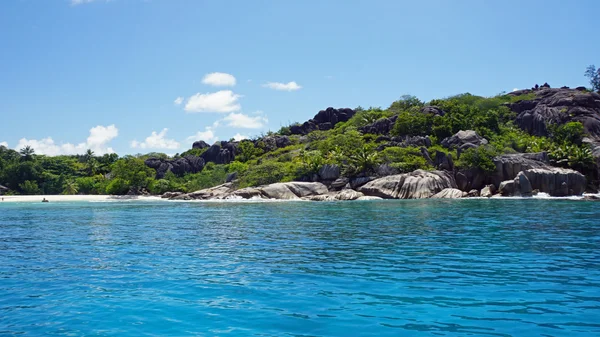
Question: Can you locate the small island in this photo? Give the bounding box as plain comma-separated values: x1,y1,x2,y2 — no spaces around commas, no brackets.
1,83,600,201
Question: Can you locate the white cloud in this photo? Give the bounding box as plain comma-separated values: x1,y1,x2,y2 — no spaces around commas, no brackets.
131,128,180,150
263,81,302,91
174,96,184,105
232,133,248,141
223,112,268,129
186,125,218,144
184,90,241,113
15,124,118,156
202,72,236,87
0,141,8,148
512,88,519,92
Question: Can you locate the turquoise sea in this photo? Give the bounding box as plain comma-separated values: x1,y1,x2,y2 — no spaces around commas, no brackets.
1,199,599,336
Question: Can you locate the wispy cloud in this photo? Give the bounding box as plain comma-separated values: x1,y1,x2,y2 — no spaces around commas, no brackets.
202,72,236,87
173,96,184,105
131,128,180,150
263,81,302,91
0,141,8,148
184,90,242,113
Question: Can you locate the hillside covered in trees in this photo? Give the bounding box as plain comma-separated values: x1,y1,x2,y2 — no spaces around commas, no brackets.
2,84,600,197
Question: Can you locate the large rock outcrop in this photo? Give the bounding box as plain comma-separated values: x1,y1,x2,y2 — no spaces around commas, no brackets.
491,153,549,188
232,182,328,200
508,88,600,139
290,107,355,135
441,130,488,149
145,156,205,179
201,141,237,165
523,168,586,196
431,188,466,199
257,136,292,152
357,170,456,199
360,115,398,135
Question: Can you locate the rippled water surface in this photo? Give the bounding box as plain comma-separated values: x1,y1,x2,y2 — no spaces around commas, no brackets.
1,199,600,336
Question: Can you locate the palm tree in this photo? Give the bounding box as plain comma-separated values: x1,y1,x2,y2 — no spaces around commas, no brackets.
19,146,35,161
63,180,79,195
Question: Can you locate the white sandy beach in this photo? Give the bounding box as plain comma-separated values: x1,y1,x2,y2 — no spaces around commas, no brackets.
0,195,163,203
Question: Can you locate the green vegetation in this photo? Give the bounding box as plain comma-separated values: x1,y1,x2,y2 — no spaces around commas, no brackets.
585,65,600,92
1,87,597,195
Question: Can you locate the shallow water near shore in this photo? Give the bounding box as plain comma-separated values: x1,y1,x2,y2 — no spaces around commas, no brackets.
1,199,599,336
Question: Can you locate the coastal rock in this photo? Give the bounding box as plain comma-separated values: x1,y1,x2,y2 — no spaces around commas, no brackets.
514,171,533,197
523,168,586,196
509,88,600,139
356,196,384,200
358,170,456,199
349,176,375,190
318,164,340,181
491,153,549,188
330,177,349,190
467,189,480,197
433,151,454,171
431,188,466,199
161,191,184,199
499,180,516,196
290,107,355,135
441,130,488,149
335,189,364,200
584,195,600,201
145,156,205,179
232,187,264,199
480,184,496,198
455,168,486,192
307,189,365,201
257,182,328,200
188,183,236,200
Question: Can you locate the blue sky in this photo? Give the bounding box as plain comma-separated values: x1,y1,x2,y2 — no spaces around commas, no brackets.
0,0,597,155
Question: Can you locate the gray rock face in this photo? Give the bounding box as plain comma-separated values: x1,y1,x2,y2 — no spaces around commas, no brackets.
523,168,586,196
145,156,205,179
233,182,328,200
201,142,236,165
226,172,238,183
258,136,292,152
480,184,496,198
514,171,533,197
161,191,184,199
467,189,480,197
356,196,384,200
499,180,516,196
491,153,549,188
330,177,349,190
431,188,466,199
307,189,365,201
318,164,340,181
509,88,600,139
188,183,236,200
192,140,210,149
441,130,488,149
358,170,456,199
455,168,487,192
433,151,454,171
421,106,446,116
360,115,397,135
349,176,375,190
290,107,356,135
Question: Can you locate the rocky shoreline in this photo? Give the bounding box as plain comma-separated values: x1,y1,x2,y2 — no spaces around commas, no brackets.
161,154,593,201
